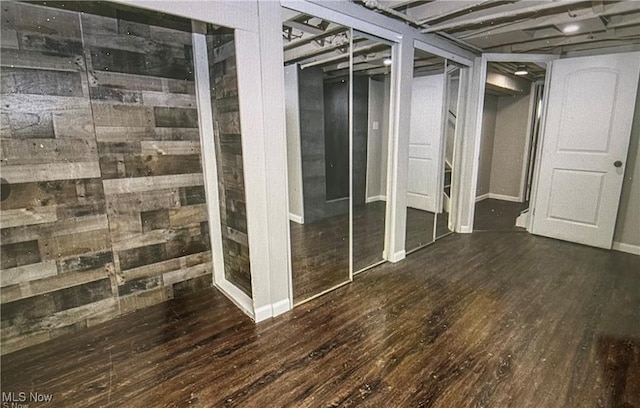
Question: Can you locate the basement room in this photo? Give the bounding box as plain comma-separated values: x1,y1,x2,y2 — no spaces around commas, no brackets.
1,0,639,406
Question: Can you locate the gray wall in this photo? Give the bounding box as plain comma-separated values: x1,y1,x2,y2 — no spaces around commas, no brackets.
614,78,640,248
366,78,385,201
284,64,304,222
476,94,498,197
489,92,531,199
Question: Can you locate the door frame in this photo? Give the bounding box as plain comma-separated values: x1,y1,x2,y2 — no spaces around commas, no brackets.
463,53,558,233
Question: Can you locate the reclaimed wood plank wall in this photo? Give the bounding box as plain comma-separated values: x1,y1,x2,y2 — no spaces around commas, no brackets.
207,31,252,296
0,2,252,355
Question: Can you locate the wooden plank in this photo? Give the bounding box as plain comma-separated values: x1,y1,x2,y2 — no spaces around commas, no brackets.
0,180,79,211
117,275,162,296
1,162,101,183
0,139,97,165
89,87,142,104
95,127,200,142
0,264,107,303
105,189,181,213
217,111,241,134
99,154,202,179
154,107,199,128
141,209,170,232
140,141,200,156
0,49,81,72
39,229,111,260
118,286,167,315
141,91,196,108
180,185,207,206
0,240,41,269
0,331,49,356
78,13,117,37
102,173,203,195
1,260,58,288
150,25,192,45
1,68,83,97
52,111,95,139
6,111,55,139
92,104,154,127
171,273,212,298
168,204,208,227
1,215,109,245
111,227,180,252
1,29,19,49
2,2,82,38
19,33,84,56
90,46,192,81
92,70,163,92
1,206,58,229
122,251,211,281
57,250,114,274
82,35,186,59
162,261,211,287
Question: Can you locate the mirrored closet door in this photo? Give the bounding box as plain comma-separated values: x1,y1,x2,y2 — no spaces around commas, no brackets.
405,48,446,253
282,10,352,304
351,31,392,274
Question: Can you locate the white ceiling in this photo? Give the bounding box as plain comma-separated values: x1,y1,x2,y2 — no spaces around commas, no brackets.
356,0,640,55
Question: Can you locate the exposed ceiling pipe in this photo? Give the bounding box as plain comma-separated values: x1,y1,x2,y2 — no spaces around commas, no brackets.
362,0,484,53
420,0,587,34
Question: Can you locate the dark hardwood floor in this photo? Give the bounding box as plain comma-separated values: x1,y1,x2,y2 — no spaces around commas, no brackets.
474,198,529,231
3,232,639,407
406,208,435,252
290,201,389,303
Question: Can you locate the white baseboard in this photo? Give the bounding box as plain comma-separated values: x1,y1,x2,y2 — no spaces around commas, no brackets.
254,304,272,322
612,241,640,256
366,195,386,203
487,193,522,203
476,193,490,202
459,225,473,233
389,249,406,263
253,298,292,322
272,298,291,316
289,213,304,224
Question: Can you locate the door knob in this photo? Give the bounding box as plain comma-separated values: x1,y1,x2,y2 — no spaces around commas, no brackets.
614,160,623,168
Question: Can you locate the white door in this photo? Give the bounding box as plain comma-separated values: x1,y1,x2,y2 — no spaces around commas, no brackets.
532,52,640,249
407,74,444,212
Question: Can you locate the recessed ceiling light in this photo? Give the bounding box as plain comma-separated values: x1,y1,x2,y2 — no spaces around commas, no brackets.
514,66,528,76
383,58,392,66
563,24,580,33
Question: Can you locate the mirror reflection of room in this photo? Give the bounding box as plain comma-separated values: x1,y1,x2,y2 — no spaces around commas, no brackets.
475,62,547,231
351,31,392,274
282,10,352,304
405,49,446,253
435,62,461,239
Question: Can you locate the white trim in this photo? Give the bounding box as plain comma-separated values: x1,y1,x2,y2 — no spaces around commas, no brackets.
272,298,291,317
366,195,387,203
519,81,537,202
487,193,522,203
414,39,473,67
254,304,272,322
113,0,258,32
289,213,304,224
476,193,490,202
349,28,354,282
388,249,406,263
459,225,473,234
612,242,640,256
215,280,255,319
